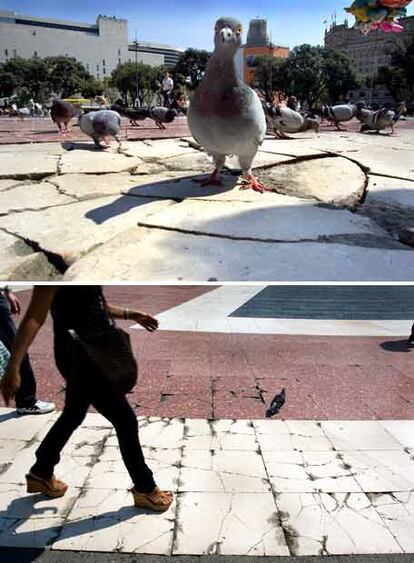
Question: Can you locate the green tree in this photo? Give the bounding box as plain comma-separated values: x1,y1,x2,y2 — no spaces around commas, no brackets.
323,48,360,104
44,56,93,98
251,55,290,102
82,77,105,98
376,37,414,101
110,62,164,105
0,65,17,98
173,48,210,90
0,57,50,102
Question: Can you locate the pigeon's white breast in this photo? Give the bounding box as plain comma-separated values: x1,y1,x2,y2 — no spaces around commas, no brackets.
189,93,266,157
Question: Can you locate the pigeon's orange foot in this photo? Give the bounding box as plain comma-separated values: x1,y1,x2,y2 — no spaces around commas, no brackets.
193,170,223,187
240,175,273,194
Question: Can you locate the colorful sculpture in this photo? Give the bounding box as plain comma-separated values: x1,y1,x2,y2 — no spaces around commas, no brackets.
345,0,412,33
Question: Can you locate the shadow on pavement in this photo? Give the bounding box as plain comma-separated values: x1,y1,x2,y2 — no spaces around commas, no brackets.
380,339,413,353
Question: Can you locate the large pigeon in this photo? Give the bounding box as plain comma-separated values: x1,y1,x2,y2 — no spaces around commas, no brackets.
79,110,122,148
50,99,77,134
320,104,359,131
188,17,269,193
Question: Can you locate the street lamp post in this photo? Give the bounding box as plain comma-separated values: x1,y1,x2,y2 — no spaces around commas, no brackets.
134,31,139,108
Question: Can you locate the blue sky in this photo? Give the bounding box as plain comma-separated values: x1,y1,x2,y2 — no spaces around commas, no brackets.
3,0,414,49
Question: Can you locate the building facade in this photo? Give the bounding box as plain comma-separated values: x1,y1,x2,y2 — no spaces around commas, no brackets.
235,19,289,85
325,16,414,103
0,10,183,79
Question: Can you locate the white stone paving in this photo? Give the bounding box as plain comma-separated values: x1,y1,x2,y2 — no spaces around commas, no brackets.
2,131,414,282
0,407,413,556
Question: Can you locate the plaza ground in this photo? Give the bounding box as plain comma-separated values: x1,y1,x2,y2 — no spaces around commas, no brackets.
1,117,414,281
0,286,413,558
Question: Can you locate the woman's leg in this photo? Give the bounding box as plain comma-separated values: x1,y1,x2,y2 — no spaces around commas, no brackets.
30,378,90,479
89,386,156,493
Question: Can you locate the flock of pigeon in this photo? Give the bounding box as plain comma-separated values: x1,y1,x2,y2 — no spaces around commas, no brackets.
50,17,397,193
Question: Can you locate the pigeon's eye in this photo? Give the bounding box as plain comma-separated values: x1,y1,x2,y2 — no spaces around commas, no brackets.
236,27,242,34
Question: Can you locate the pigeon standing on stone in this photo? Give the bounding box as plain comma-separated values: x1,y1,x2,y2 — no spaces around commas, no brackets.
50,99,77,134
264,104,319,138
320,104,358,131
266,388,286,418
79,109,122,148
188,17,270,193
357,106,395,134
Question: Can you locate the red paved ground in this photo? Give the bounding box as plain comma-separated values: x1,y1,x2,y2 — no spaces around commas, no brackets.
0,115,412,145
1,286,413,420
0,116,190,144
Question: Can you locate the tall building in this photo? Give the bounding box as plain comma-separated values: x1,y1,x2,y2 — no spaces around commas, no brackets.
325,16,414,103
235,19,289,85
0,10,183,80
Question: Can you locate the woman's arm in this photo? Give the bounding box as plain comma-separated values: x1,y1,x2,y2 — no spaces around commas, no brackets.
0,286,58,405
105,303,159,332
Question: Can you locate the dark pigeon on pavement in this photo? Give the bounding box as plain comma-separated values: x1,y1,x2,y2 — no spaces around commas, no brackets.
266,388,286,418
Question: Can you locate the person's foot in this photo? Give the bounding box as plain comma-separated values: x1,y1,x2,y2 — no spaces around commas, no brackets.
17,400,55,415
26,472,68,498
132,486,174,512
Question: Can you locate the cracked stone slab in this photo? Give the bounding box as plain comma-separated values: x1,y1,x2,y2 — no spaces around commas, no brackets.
64,426,112,458
179,449,269,493
0,252,62,281
59,150,143,175
50,173,146,200
86,446,180,492
0,516,65,548
63,226,414,281
380,420,414,449
320,421,403,451
0,446,92,487
263,450,361,493
365,176,414,211
0,482,79,519
0,181,73,214
0,196,175,266
52,487,176,554
0,439,27,463
173,491,289,556
106,417,184,450
120,139,199,161
0,152,58,179
0,142,67,155
0,179,21,192
0,410,57,441
183,419,257,451
261,156,366,207
260,139,325,158
54,171,187,201
253,420,333,452
139,197,383,243
369,492,414,552
277,492,403,555
341,145,414,181
340,450,414,492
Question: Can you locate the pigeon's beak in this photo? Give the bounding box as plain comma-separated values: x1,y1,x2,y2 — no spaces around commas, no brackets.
219,26,236,43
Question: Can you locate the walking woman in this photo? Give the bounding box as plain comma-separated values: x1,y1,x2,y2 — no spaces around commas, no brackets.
0,286,173,512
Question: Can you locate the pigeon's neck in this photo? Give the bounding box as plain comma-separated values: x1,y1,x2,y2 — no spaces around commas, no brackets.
204,52,239,91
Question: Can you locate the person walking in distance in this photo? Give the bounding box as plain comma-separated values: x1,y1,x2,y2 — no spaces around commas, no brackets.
0,286,55,414
0,286,173,512
161,71,174,108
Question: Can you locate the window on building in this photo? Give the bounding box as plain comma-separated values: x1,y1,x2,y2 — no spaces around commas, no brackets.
12,49,17,57
4,49,8,56
97,64,99,71
34,51,38,57
103,68,106,75
118,49,121,56
118,58,121,65
102,59,105,66
32,31,36,36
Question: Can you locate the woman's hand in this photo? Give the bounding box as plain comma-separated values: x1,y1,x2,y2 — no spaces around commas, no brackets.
5,289,21,315
0,364,21,406
132,312,159,332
